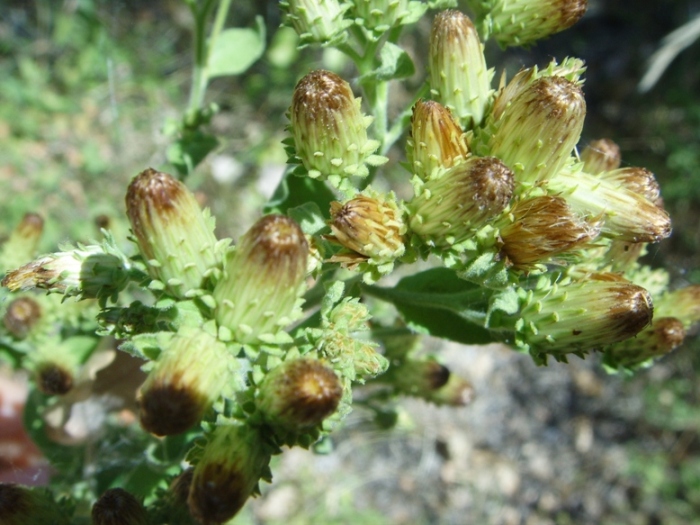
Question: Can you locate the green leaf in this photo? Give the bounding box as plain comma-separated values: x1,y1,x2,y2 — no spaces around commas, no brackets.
167,130,219,176
207,16,266,78
264,168,336,216
359,42,415,83
287,202,328,236
362,268,497,345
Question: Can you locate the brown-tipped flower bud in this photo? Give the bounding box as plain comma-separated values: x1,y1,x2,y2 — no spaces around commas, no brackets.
655,285,700,329
387,358,450,394
580,138,621,174
213,215,308,344
492,274,654,363
0,483,71,525
0,213,44,272
499,195,601,269
489,76,586,187
352,0,411,33
257,358,343,429
429,10,494,129
91,488,148,525
125,168,221,297
327,192,406,268
549,168,671,243
188,424,270,524
406,100,469,181
426,371,475,406
138,327,236,436
408,156,514,247
289,70,386,190
597,167,661,204
481,0,588,48
280,0,351,46
36,362,74,396
604,317,685,369
3,296,42,339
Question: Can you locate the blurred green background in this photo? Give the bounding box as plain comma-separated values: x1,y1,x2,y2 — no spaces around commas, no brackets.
2,1,700,523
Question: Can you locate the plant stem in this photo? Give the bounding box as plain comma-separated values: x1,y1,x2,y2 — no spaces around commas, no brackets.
186,0,219,122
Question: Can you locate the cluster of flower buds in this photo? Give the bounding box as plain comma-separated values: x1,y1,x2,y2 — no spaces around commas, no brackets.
280,0,352,46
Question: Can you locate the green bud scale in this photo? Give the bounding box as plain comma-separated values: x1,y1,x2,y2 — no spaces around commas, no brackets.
429,10,494,129
280,0,352,46
352,0,410,33
213,214,308,344
126,168,221,298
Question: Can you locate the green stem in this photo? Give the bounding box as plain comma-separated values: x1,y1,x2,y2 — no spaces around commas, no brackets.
186,0,221,121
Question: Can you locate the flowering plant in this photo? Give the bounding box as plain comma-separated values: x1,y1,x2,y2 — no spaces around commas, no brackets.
1,1,699,523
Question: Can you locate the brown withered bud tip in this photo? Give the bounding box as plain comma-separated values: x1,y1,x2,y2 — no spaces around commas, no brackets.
608,285,654,339
0,483,26,515
188,463,249,524
248,214,309,267
4,296,42,338
292,70,352,125
470,157,515,210
37,363,73,395
92,488,147,525
650,317,686,353
581,138,621,173
424,361,451,390
560,0,588,29
531,76,585,120
126,168,184,223
605,167,661,203
17,212,45,237
170,468,194,507
275,360,342,426
138,381,207,436
95,214,111,230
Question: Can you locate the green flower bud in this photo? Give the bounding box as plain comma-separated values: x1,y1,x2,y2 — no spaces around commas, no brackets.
426,371,476,406
280,0,351,46
489,76,586,187
580,138,621,174
655,285,700,329
0,484,70,525
429,10,494,129
213,215,308,344
597,167,661,204
406,99,469,181
408,156,515,247
0,213,43,272
125,168,221,298
1,244,131,301
3,296,42,339
494,274,654,362
138,327,236,436
257,358,342,429
36,362,74,396
479,0,588,48
289,70,386,190
327,191,406,267
188,424,271,524
499,195,600,269
386,358,450,394
352,0,411,33
548,168,671,243
91,488,148,525
604,317,685,370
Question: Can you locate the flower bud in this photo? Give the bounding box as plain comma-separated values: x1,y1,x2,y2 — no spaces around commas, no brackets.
549,169,671,243
493,274,654,362
429,10,494,129
601,240,647,273
580,138,621,174
597,167,661,204
280,0,351,46
327,192,406,266
408,156,514,247
604,317,685,369
406,99,469,181
3,296,42,339
489,76,586,187
499,195,600,269
257,358,343,429
426,371,475,406
125,168,221,297
0,483,70,525
213,215,308,344
481,0,588,48
92,488,148,525
36,362,74,396
138,328,235,436
188,424,270,524
352,0,411,33
0,213,44,272
1,245,130,301
289,70,386,189
655,285,700,329
384,359,475,405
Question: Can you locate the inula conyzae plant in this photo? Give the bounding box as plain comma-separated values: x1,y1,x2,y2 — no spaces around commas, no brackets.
2,0,700,523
